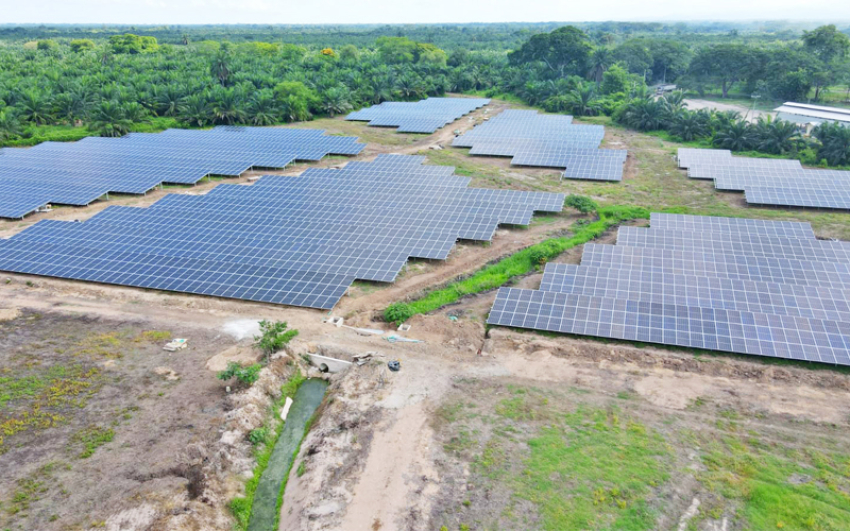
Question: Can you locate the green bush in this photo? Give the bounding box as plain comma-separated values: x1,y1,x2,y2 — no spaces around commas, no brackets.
248,427,270,446
254,320,298,360
529,249,548,267
564,194,598,214
384,302,414,324
217,362,262,386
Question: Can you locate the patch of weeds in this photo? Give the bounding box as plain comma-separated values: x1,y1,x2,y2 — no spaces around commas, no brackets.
512,406,671,530
435,402,466,426
0,365,101,452
495,391,550,422
73,331,128,358
697,433,850,530
4,462,56,515
71,425,115,458
137,330,172,342
444,429,475,455
248,427,269,446
296,460,306,477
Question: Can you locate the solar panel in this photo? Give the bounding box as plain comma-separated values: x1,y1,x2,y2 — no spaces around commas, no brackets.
0,126,365,219
540,263,850,324
675,148,850,210
489,287,850,365
745,187,850,210
453,110,626,181
649,213,815,239
0,155,564,310
346,97,489,134
487,214,850,367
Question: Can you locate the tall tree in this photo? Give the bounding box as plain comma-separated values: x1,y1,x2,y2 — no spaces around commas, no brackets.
508,26,594,79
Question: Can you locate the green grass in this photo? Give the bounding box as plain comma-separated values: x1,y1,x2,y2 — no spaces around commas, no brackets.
515,407,669,531
229,367,306,531
698,434,850,530
384,204,650,323
436,385,671,531
0,117,182,148
71,425,115,458
4,463,56,515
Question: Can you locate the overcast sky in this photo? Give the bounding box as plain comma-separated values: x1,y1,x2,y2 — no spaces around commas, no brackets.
4,0,849,25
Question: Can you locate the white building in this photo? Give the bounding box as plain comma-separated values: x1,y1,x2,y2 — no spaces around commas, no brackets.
774,102,850,133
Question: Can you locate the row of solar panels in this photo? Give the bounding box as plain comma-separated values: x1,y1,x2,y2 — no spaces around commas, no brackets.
488,212,850,366
452,110,626,181
0,155,564,310
677,148,850,210
346,97,490,133
0,127,365,219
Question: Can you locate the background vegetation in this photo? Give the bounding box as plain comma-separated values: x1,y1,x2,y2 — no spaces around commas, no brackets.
0,21,848,162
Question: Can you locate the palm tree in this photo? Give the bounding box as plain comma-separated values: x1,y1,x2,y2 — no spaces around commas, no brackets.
753,117,799,155
18,90,53,125
210,49,232,87
713,120,754,151
669,109,710,141
181,94,211,127
0,107,21,141
208,87,247,125
565,84,601,117
588,48,612,85
617,99,668,131
662,91,685,109
89,101,132,137
155,86,188,117
320,87,352,117
812,122,850,166
248,90,280,125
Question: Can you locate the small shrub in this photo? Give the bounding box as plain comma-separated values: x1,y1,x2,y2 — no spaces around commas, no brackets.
254,320,298,361
217,362,262,386
296,460,306,477
529,249,548,267
564,194,598,214
248,427,269,446
384,302,414,324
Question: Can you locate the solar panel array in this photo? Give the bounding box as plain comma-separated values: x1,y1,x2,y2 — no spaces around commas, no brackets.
0,126,365,220
0,155,564,310
346,97,490,133
488,212,850,366
452,110,627,182
677,148,850,210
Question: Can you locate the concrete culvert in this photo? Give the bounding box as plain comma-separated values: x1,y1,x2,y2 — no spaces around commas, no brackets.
319,363,329,373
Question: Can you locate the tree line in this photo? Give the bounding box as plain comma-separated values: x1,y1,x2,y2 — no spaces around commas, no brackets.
0,24,848,164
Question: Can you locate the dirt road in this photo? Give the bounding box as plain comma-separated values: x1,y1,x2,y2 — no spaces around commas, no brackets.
684,98,775,123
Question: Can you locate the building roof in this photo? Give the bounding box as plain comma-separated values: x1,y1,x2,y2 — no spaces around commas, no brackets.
774,102,850,123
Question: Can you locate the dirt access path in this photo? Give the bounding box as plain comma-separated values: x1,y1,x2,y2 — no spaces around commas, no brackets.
684,98,775,123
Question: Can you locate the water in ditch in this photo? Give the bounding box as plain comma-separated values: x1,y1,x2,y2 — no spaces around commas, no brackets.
248,378,328,531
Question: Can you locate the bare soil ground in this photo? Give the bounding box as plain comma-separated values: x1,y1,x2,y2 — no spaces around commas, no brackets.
2,100,850,531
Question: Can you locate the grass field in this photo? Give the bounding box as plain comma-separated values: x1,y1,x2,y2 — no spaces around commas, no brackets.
432,380,850,531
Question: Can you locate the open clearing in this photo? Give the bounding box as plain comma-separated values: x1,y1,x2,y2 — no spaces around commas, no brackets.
2,100,850,531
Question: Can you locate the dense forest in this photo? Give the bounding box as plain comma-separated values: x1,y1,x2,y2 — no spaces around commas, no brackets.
0,22,848,164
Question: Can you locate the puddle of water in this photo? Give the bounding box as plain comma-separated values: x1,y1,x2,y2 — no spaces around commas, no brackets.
248,378,328,531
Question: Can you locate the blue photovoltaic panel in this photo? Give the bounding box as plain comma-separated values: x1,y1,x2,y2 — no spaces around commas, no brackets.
676,148,850,210
346,97,489,134
487,213,850,367
0,126,365,219
0,155,564,310
453,109,626,181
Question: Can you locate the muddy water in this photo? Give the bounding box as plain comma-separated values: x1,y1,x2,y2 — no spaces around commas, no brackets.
248,378,328,531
